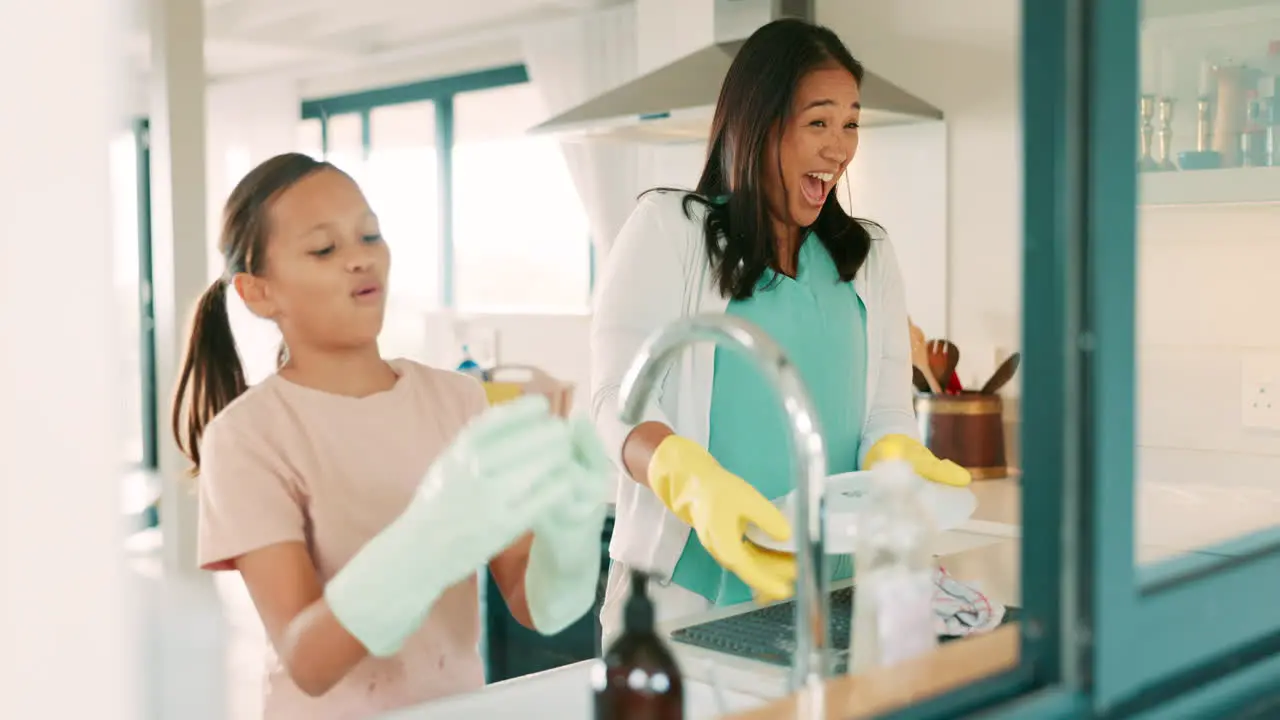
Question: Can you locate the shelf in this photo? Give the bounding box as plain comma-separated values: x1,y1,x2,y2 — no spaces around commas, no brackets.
1141,166,1280,207
1145,0,1280,23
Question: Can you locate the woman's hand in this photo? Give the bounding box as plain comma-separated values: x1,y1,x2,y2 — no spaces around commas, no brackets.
864,433,972,487
647,435,797,602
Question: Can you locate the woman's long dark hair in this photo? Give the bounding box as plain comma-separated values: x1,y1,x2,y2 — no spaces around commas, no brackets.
171,153,339,473
647,18,880,300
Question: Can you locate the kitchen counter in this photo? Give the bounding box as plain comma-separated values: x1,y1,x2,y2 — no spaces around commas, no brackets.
378,656,773,719
386,493,1027,720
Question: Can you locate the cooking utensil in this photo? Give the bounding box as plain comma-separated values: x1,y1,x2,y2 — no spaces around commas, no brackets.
910,321,942,393
913,366,934,393
927,339,960,393
979,352,1021,395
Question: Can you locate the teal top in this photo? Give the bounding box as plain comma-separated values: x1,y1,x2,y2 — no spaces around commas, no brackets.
670,233,869,605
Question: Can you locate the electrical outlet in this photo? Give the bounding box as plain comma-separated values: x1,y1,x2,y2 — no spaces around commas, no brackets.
1241,354,1280,430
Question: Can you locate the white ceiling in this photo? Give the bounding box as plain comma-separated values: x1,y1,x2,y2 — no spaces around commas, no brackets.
132,0,628,81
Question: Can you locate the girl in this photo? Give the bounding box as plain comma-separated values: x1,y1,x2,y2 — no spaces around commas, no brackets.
173,152,606,719
590,19,972,640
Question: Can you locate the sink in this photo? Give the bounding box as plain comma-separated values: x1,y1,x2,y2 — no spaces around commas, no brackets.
670,587,1021,674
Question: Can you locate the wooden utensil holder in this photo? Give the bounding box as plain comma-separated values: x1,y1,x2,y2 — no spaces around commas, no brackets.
913,392,1008,480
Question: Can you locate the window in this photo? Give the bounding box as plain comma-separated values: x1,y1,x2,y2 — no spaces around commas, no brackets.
297,117,323,159
366,103,440,306
300,65,593,323
452,83,590,312
109,130,145,467
365,102,440,359
306,106,441,360
1082,0,1280,709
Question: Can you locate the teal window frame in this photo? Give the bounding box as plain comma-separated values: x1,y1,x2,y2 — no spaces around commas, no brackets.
1085,0,1280,713
133,117,159,471
901,0,1280,716
300,64,595,310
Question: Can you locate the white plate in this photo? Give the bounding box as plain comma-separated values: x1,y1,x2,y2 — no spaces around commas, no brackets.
744,470,978,555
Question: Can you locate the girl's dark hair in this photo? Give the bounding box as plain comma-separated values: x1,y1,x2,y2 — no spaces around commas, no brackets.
647,18,881,300
171,152,337,472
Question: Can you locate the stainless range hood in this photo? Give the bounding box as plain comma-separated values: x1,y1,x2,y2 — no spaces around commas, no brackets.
530,0,943,144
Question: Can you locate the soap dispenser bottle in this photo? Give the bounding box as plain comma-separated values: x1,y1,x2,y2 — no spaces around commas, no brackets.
592,569,683,719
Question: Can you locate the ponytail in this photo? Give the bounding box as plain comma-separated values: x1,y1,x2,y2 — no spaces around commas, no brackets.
171,278,248,474
175,151,334,472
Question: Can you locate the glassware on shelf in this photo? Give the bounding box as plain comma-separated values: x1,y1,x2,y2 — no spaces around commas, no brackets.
1139,94,1162,172
1212,62,1249,167
1156,96,1178,171
1241,92,1269,167
1177,58,1224,171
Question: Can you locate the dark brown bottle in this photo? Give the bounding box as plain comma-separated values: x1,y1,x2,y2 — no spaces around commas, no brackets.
592,569,683,719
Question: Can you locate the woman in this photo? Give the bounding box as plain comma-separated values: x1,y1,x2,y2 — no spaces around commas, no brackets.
175,152,607,718
590,19,971,638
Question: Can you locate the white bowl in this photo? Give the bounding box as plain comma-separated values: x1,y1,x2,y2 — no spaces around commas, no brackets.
743,470,978,555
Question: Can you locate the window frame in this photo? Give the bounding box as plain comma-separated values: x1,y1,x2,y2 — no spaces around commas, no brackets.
1082,0,1280,713
120,117,159,472
300,65,593,311
885,0,1280,716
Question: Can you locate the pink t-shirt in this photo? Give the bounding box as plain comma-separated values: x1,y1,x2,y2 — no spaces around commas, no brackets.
197,359,488,720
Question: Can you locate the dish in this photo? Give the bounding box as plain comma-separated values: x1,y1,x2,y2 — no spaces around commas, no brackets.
743,470,978,555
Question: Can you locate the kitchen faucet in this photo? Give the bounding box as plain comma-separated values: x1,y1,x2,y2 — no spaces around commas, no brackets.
617,314,832,697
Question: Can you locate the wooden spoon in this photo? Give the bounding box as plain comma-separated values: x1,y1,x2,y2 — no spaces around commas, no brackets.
980,352,1021,395
912,366,935,393
927,339,960,392
909,320,942,393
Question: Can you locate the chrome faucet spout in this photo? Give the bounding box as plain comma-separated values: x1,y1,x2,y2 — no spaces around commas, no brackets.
617,314,831,695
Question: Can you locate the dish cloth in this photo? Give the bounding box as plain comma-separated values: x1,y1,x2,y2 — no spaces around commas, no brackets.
933,566,1005,636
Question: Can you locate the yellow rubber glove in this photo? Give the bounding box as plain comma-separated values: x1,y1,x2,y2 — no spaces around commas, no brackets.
648,435,797,603
863,434,972,487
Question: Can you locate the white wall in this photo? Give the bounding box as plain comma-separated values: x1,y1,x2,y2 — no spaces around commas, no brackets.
1137,205,1280,489
300,40,525,99
206,75,303,384
635,0,714,73
820,0,1024,387
839,122,949,338
2,2,138,716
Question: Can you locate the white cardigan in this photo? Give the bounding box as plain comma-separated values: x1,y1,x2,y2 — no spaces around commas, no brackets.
589,190,919,585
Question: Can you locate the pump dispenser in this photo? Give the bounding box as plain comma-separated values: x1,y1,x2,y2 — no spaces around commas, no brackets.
592,569,683,719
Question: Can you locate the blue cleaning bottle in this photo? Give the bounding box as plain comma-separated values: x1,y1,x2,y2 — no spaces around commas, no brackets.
456,344,488,381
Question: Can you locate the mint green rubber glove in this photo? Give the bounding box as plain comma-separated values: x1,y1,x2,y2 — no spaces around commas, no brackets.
325,395,577,657
524,417,611,634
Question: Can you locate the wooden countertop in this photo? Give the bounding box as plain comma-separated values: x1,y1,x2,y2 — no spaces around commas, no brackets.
721,624,1020,719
